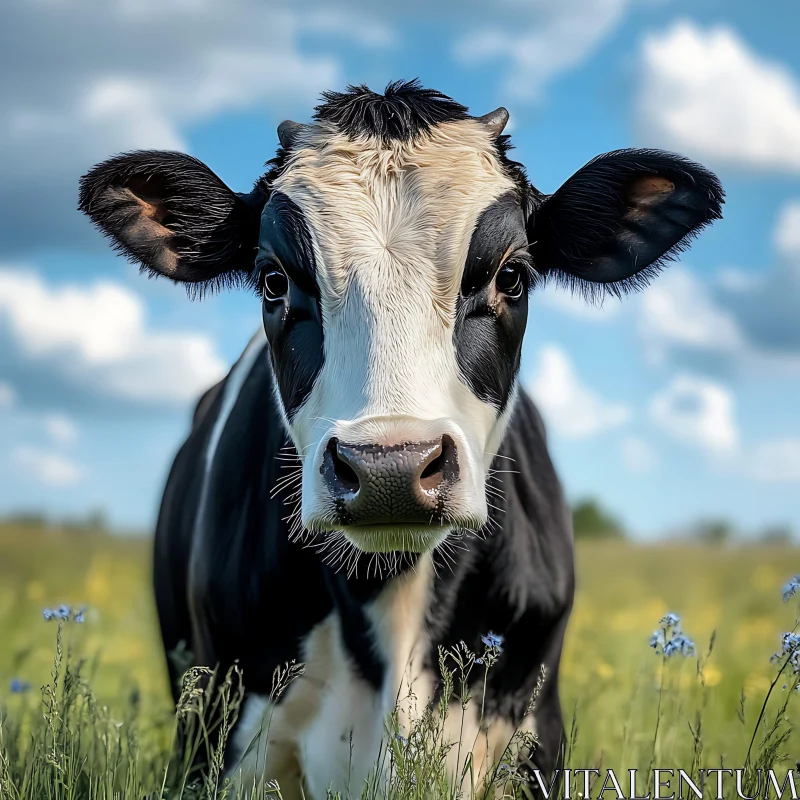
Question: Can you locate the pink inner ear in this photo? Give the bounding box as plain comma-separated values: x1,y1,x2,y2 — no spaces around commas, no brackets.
118,186,180,276
627,174,675,204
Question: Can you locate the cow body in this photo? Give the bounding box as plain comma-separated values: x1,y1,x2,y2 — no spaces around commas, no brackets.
79,80,722,799
155,327,573,796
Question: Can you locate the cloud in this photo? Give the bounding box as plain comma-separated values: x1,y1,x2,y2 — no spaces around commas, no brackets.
43,413,79,446
533,283,622,322
0,381,14,409
637,21,800,172
454,0,632,100
750,439,800,483
620,436,659,473
0,267,226,407
527,344,630,438
648,374,738,454
0,0,344,255
774,200,800,263
12,445,83,487
638,267,744,367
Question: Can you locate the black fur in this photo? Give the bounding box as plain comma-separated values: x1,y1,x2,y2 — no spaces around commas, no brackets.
154,348,573,779
258,192,324,419
78,151,267,294
456,192,530,410
314,79,470,143
529,148,725,299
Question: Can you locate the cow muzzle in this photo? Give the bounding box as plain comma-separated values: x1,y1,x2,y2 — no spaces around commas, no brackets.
322,435,458,526
302,419,487,553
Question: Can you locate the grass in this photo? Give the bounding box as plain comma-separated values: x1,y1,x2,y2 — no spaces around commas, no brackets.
0,523,798,798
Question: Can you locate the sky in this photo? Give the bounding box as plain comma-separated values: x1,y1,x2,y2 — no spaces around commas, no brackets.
1,0,800,539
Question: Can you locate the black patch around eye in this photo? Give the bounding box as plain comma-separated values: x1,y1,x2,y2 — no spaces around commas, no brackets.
263,281,324,420
258,192,318,296
258,191,323,419
454,286,528,411
455,191,530,410
461,191,529,296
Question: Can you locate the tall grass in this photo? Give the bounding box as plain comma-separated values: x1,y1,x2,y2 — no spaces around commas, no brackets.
1,530,799,798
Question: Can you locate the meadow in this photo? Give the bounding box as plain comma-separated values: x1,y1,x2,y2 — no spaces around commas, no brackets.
0,522,798,798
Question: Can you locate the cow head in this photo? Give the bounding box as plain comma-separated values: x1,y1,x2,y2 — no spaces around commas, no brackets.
79,81,723,556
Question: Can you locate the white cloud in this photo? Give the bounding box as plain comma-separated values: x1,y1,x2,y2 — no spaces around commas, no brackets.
454,0,632,100
638,268,743,365
0,268,226,406
0,381,14,409
0,0,343,253
750,439,800,483
649,374,738,454
620,436,659,473
43,413,78,446
534,284,622,322
527,344,630,438
638,20,800,171
774,200,800,262
13,445,83,487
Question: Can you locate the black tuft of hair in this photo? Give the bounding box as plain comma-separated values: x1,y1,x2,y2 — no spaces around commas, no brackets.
313,79,470,143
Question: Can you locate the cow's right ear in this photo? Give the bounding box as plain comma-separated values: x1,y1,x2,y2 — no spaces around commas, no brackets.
78,151,266,287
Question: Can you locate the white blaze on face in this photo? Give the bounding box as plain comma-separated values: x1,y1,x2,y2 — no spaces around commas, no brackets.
271,120,518,543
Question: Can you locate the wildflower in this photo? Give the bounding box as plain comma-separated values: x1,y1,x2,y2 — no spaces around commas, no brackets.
394,733,408,746
42,608,56,621
10,679,31,694
782,576,800,603
772,632,800,673
475,658,484,665
659,612,681,630
481,632,504,651
663,633,696,658
650,613,695,658
55,604,71,620
74,606,86,623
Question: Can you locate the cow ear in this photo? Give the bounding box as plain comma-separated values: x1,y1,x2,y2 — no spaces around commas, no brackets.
78,151,266,290
528,149,723,296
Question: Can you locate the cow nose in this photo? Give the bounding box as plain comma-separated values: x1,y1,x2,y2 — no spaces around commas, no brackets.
322,436,459,525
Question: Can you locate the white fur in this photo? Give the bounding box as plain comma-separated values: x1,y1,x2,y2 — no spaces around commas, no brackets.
271,122,518,548
228,556,520,799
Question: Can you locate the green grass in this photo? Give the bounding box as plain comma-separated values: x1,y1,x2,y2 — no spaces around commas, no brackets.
0,524,798,798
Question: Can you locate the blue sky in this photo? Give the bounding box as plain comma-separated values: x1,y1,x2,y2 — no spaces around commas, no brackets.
1,0,800,538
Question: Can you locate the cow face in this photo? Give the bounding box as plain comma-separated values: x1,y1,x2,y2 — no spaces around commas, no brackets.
79,81,723,556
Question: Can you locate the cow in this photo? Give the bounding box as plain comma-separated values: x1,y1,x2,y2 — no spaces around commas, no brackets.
78,80,723,798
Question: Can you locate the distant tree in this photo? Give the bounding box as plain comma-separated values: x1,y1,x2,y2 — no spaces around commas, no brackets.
572,499,626,540
3,511,49,528
692,518,734,544
758,524,794,546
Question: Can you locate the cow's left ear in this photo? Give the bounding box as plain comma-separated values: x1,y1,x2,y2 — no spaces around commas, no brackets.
528,149,723,293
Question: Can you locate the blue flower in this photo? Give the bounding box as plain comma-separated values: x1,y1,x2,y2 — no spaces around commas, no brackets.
55,604,71,620
659,613,681,630
74,606,86,624
42,608,55,621
475,658,484,665
650,613,695,658
782,576,800,603
773,632,800,673
662,633,696,658
10,679,31,694
394,733,408,746
481,632,504,651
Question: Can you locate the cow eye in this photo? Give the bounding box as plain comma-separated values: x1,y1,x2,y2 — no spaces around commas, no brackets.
495,262,524,299
263,269,289,302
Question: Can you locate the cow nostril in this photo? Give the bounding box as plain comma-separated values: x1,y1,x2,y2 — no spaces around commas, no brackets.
419,434,456,492
327,437,360,494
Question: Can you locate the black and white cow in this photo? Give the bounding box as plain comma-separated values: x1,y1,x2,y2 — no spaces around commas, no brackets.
79,81,722,798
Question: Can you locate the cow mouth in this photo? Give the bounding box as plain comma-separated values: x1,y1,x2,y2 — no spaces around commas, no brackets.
340,523,452,553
